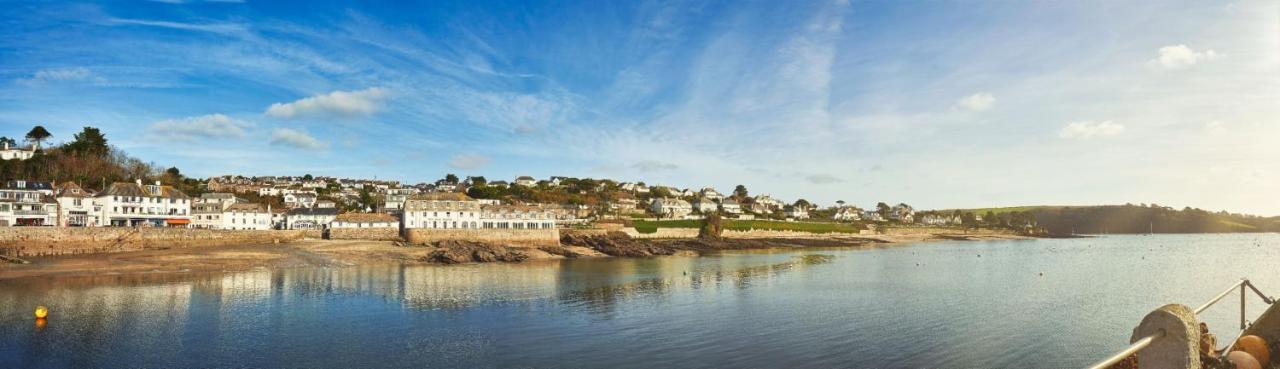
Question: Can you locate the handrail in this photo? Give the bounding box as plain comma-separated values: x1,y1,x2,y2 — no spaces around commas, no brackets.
1085,330,1163,369
1086,278,1273,369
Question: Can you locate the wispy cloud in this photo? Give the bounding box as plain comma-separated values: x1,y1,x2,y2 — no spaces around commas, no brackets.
265,88,391,119
17,67,103,86
1059,121,1125,139
955,93,995,112
806,174,843,184
1151,45,1220,70
447,153,490,170
106,18,246,36
270,128,326,150
632,160,679,172
149,114,250,140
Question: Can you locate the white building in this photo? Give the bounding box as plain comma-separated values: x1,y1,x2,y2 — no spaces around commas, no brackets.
720,199,743,215
0,180,57,226
832,207,863,221
691,197,718,214
285,207,339,230
222,203,272,230
403,192,481,229
514,176,537,187
699,187,724,201
96,180,192,227
284,192,318,208
0,141,36,160
55,182,100,227
649,198,692,219
331,212,399,229
784,205,809,220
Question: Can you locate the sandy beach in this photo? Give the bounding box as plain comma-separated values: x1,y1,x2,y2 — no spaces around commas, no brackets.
0,231,1032,281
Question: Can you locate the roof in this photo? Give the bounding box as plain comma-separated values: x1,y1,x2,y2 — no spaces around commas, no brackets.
55,182,94,198
515,176,535,181
287,207,339,216
3,180,52,191
201,192,235,200
408,192,473,201
334,212,398,223
101,182,190,200
226,203,266,212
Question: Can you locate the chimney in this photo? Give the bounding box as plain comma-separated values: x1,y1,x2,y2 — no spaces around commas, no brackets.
135,179,143,186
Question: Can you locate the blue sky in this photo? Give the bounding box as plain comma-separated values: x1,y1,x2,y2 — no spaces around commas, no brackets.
2,0,1278,214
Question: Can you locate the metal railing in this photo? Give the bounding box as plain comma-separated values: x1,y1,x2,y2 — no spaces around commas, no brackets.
1085,278,1273,369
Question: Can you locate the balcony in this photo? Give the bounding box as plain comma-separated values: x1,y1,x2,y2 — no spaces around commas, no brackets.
14,210,50,216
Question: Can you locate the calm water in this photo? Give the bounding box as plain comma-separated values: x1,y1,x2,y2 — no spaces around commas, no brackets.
2,234,1279,368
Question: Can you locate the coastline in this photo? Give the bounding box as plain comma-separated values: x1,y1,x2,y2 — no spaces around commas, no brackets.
0,230,1033,281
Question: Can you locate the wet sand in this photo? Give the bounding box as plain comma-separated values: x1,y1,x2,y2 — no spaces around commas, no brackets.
0,232,1032,281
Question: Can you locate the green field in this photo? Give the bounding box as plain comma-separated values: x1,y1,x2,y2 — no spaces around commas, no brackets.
632,219,864,234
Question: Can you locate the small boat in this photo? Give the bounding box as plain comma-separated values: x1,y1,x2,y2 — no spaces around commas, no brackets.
1088,278,1278,369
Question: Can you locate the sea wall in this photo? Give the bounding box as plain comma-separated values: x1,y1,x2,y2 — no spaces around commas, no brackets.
404,228,559,246
880,226,1018,236
621,228,700,239
0,227,307,257
330,227,401,241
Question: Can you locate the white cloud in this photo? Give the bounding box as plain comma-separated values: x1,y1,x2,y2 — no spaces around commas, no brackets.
270,128,326,150
265,88,390,119
632,160,679,172
1151,45,1220,70
806,174,843,184
955,92,995,112
1205,121,1227,134
1059,120,1125,139
149,114,250,140
18,67,102,85
447,153,490,169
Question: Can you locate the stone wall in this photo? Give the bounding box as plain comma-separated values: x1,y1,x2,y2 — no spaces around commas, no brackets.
329,227,401,241
404,228,559,246
0,227,307,257
620,228,700,239
880,226,1018,235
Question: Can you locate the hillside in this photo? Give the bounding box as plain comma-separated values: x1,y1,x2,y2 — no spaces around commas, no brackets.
958,205,1280,235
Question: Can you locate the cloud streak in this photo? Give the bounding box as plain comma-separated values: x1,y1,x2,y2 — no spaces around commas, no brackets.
149,114,250,140
1059,121,1125,139
270,128,326,150
265,88,391,119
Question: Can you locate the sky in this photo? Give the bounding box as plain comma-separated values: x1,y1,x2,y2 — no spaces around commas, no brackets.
1,0,1277,215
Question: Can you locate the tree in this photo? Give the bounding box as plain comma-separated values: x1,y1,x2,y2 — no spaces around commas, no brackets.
876,202,891,218
836,200,846,208
0,136,15,147
166,167,181,178
25,126,51,148
733,184,748,199
468,176,487,186
65,127,109,157
444,173,459,184
303,174,313,180
794,199,812,209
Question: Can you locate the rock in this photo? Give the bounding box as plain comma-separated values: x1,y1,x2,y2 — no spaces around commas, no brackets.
423,240,529,264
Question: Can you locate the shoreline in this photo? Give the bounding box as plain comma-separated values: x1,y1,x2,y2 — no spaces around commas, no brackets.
0,231,1033,281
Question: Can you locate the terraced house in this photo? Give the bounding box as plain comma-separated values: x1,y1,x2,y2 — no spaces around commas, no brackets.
97,180,192,227
0,180,56,226
403,193,556,230
55,182,100,227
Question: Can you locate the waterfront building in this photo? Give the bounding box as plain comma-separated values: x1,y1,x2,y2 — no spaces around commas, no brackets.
222,203,272,230
0,180,57,226
402,193,556,230
331,212,399,229
54,182,100,227
96,180,192,227
285,207,339,230
699,187,724,201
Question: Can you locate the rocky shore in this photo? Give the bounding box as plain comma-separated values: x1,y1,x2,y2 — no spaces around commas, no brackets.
0,229,1033,280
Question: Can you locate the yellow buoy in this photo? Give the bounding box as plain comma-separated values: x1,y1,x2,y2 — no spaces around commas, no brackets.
34,305,47,319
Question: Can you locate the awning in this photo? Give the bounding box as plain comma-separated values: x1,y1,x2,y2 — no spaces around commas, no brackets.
165,218,191,225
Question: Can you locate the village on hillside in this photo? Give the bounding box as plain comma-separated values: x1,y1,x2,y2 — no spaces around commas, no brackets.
0,125,1035,233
